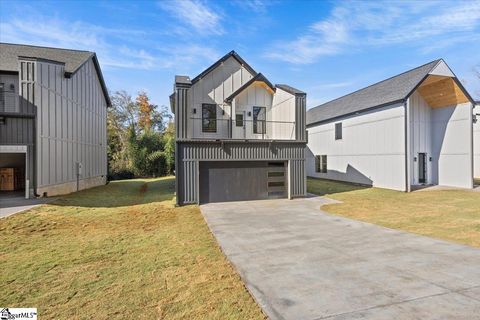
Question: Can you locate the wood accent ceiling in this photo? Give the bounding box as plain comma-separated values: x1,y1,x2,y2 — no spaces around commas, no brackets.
254,81,275,94
417,75,470,108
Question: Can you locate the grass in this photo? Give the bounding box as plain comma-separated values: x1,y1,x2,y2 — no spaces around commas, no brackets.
0,177,264,320
307,177,480,248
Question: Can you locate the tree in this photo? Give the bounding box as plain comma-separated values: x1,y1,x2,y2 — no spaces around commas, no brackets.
136,91,155,131
108,91,137,177
163,121,175,174
127,127,167,177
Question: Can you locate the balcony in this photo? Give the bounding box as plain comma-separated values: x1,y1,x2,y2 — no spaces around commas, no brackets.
189,118,296,140
0,91,19,113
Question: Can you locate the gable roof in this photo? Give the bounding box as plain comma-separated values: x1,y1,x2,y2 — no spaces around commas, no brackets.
190,50,257,84
225,73,275,103
307,59,446,126
0,42,110,106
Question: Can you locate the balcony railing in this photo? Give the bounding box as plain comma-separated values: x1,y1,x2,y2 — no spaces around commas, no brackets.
190,118,296,140
0,91,19,113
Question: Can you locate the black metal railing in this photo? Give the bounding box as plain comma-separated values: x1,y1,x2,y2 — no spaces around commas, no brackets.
190,118,296,140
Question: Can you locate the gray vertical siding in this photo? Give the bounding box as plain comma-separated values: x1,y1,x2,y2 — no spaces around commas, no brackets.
175,85,190,140
289,159,306,198
32,58,107,189
295,94,306,141
0,71,36,187
177,141,306,205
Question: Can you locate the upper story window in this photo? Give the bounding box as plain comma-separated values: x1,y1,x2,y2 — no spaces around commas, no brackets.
335,122,342,140
253,106,266,134
202,104,217,133
0,83,4,112
315,155,327,173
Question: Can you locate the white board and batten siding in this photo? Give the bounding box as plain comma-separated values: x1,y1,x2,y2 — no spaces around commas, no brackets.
474,104,480,178
307,102,407,191
31,58,107,190
187,56,254,139
409,91,473,188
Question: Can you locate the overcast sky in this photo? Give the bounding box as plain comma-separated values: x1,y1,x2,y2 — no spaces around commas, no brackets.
1,0,479,109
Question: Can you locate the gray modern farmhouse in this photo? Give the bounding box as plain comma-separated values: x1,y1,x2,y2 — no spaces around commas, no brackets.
307,59,476,191
170,51,307,205
0,43,109,198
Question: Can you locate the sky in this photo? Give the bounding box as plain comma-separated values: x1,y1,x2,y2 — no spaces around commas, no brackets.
1,0,479,110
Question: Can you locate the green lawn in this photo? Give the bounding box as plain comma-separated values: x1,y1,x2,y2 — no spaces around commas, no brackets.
0,177,264,320
308,178,480,248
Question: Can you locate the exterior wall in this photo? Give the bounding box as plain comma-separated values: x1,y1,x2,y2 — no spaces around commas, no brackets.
0,72,35,193
474,104,480,178
30,58,107,195
177,141,306,204
187,56,254,139
409,92,433,185
431,102,473,188
233,83,275,139
306,103,406,191
270,87,296,140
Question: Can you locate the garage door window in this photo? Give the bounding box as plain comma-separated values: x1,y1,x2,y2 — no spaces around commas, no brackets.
202,104,217,133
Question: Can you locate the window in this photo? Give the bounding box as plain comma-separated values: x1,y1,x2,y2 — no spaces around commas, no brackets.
202,104,217,133
335,122,342,140
235,113,244,127
253,106,266,134
315,155,327,173
0,83,4,112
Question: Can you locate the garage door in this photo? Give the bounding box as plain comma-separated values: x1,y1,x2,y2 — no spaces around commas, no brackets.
199,161,286,203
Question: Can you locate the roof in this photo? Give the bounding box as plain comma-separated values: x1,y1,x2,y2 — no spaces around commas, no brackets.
190,50,257,84
0,43,110,106
276,84,306,96
225,73,275,103
307,59,443,126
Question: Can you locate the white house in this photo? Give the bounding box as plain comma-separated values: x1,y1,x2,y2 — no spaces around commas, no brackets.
475,102,480,179
306,59,476,191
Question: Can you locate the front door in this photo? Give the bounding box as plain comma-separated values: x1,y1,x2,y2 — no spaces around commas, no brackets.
418,153,427,184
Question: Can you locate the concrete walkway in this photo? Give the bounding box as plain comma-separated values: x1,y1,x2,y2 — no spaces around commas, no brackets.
201,197,480,320
0,194,51,218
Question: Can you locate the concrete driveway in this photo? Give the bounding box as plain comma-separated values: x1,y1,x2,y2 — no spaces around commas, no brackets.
0,193,51,218
200,196,480,320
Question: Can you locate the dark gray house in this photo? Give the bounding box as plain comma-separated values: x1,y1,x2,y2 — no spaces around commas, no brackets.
171,51,307,205
0,43,110,198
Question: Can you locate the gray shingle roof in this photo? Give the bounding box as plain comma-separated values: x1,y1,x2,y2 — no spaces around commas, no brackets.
307,59,442,126
276,84,305,95
0,43,111,106
0,43,93,73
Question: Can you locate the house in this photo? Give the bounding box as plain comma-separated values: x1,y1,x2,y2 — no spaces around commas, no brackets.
170,51,307,205
475,101,480,179
0,43,110,198
306,59,476,191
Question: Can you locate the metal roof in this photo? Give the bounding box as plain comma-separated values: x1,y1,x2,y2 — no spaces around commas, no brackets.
307,59,442,126
0,42,111,106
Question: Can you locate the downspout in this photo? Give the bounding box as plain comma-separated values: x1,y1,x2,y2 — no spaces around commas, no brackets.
33,111,40,197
